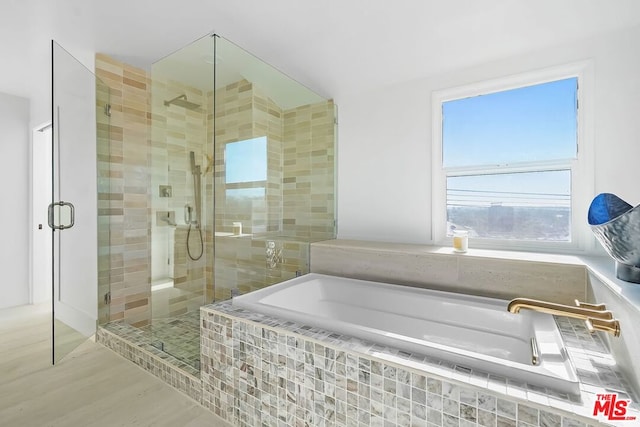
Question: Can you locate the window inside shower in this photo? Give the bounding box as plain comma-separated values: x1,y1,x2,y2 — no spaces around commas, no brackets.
224,136,268,229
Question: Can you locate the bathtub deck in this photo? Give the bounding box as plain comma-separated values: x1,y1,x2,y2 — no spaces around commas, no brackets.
202,300,638,426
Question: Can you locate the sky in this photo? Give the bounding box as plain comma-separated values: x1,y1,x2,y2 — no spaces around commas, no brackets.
447,171,571,208
443,77,577,168
225,136,267,183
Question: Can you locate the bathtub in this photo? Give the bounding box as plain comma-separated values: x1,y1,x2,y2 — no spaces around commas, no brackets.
232,273,579,394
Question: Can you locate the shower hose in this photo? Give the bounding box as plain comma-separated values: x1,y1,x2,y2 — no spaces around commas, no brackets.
187,223,204,261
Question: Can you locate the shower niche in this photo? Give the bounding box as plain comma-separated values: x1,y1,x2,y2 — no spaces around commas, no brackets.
97,34,336,373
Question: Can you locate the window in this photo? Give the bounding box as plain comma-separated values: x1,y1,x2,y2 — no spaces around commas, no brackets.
432,63,593,251
225,136,267,201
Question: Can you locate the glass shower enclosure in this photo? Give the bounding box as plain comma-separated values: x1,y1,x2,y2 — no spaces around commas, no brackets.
99,33,336,374
146,35,214,368
51,41,111,363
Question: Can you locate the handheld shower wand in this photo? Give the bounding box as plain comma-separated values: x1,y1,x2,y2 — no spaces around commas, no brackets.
187,151,204,261
189,151,202,227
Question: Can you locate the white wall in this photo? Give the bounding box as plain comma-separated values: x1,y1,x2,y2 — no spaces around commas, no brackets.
31,126,53,304
0,92,31,308
29,42,96,131
336,25,640,246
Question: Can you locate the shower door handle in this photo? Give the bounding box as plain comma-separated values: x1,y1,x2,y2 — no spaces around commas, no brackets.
48,201,75,230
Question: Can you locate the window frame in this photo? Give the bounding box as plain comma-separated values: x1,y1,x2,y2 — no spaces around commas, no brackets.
431,61,594,253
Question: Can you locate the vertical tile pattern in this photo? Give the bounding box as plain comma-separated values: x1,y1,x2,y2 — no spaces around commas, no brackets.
205,91,215,304
213,236,311,301
212,80,336,300
98,62,337,317
96,76,112,325
283,100,336,241
254,85,283,234
97,49,337,376
149,76,209,316
213,80,266,300
211,80,286,235
213,80,257,234
98,53,214,325
96,54,151,327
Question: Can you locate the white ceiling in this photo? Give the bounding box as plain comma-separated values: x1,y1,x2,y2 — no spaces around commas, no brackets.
150,35,326,110
2,0,640,104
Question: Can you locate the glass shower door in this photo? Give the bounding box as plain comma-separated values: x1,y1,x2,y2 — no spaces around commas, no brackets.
147,33,214,371
51,41,104,363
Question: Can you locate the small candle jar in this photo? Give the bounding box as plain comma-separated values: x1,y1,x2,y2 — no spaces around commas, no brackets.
453,230,469,253
232,222,242,235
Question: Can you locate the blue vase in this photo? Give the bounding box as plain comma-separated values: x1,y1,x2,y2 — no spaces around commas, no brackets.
588,193,640,283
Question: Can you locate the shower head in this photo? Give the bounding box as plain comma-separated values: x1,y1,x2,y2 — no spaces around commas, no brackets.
164,94,201,110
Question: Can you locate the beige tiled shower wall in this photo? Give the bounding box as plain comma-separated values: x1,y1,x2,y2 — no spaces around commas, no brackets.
95,54,151,327
212,80,273,300
98,53,214,324
212,236,311,301
212,80,271,235
149,78,211,314
254,85,284,234
212,79,335,300
96,56,336,310
205,92,215,302
283,100,336,240
96,77,111,325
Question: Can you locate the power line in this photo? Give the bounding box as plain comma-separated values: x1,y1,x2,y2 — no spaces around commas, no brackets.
447,188,569,197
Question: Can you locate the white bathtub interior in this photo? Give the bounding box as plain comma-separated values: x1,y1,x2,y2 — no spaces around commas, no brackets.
233,273,579,395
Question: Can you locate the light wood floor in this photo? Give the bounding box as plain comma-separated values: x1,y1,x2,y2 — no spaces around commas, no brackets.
0,303,230,427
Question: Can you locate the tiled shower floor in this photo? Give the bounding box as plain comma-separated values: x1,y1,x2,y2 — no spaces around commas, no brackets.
102,310,201,376
140,311,201,370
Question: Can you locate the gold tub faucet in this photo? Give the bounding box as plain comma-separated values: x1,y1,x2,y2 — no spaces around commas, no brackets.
507,298,620,337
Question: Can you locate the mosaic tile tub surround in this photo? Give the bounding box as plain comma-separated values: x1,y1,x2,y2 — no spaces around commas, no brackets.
97,324,202,402
201,302,638,427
